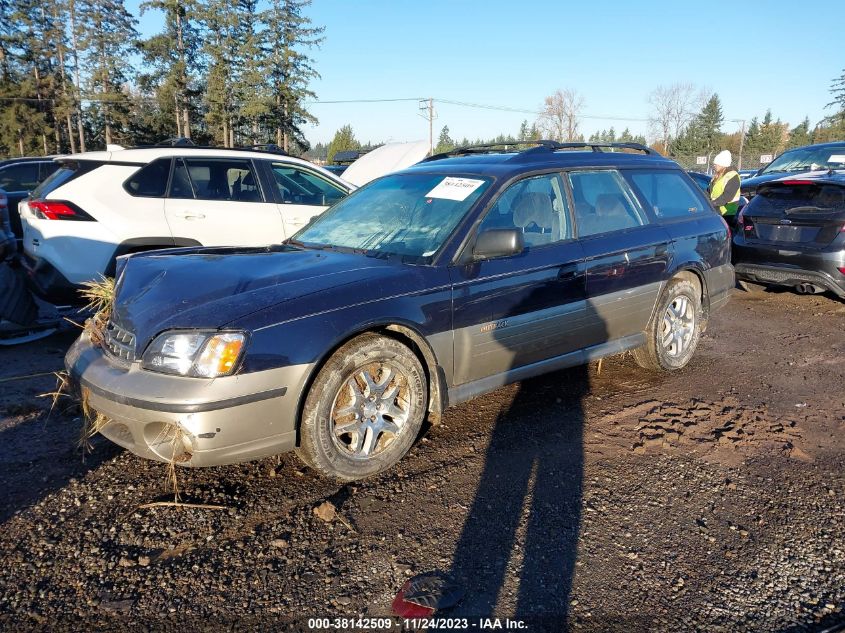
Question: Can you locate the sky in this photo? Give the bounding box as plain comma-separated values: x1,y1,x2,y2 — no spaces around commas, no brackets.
127,0,845,147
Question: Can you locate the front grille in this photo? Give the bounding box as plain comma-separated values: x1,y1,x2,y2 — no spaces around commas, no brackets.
103,320,137,362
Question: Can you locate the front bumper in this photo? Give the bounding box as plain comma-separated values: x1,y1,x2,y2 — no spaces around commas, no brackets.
65,333,312,466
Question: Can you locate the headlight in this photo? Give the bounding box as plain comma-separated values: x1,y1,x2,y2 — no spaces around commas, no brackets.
141,331,246,377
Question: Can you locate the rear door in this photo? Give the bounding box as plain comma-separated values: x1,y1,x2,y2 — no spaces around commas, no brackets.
740,181,845,251
262,160,348,237
568,169,671,344
164,157,284,246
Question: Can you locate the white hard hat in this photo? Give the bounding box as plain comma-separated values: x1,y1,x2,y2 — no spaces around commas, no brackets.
713,150,732,167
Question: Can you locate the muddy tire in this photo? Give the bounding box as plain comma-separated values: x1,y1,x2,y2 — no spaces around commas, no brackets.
633,277,703,372
0,263,37,326
295,333,427,481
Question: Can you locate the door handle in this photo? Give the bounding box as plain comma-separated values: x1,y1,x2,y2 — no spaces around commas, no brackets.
174,212,205,220
557,264,579,280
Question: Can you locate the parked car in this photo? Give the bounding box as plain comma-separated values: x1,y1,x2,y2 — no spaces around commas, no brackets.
17,143,426,303
686,170,712,191
0,157,60,246
0,188,14,257
738,169,758,180
733,172,845,298
66,141,734,481
740,141,845,197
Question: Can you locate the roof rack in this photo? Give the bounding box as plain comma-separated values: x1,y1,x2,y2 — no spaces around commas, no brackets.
424,139,657,161
129,139,289,156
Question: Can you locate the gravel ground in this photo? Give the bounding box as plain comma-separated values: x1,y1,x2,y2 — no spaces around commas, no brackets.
0,287,843,632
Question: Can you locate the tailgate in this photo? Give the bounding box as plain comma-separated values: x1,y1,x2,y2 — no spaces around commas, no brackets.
740,180,845,249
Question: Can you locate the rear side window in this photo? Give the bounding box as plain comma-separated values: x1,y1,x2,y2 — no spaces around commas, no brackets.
178,158,264,202
124,158,171,197
628,170,708,219
32,161,100,198
0,163,40,192
568,170,647,237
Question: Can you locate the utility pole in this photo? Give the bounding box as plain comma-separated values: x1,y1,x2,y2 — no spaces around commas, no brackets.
419,98,436,155
737,119,746,171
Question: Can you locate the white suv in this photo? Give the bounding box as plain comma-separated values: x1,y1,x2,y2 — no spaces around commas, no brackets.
19,146,355,302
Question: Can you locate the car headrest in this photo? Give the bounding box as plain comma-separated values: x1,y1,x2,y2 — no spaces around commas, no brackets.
513,193,555,229
594,193,627,218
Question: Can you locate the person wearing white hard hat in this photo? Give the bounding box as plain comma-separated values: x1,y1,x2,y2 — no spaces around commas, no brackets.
707,150,741,219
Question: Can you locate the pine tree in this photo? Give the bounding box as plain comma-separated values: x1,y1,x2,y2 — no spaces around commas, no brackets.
435,125,454,154
139,0,202,140
697,94,724,154
787,117,812,149
326,124,359,163
77,0,139,145
261,0,324,152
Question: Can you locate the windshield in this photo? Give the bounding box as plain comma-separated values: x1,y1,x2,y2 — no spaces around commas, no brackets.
292,172,491,260
761,146,845,175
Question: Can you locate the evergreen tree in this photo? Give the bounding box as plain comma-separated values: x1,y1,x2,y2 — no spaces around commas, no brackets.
787,117,812,148
77,0,139,145
261,0,324,151
518,119,529,141
435,125,454,154
825,66,845,126
697,94,724,154
326,124,359,163
139,0,202,140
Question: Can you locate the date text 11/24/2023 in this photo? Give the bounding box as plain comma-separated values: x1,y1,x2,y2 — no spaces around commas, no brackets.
306,617,528,630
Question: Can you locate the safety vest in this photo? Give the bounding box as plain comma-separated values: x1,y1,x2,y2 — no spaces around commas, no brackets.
710,170,740,216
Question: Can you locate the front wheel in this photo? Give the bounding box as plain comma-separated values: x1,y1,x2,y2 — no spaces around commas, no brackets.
633,277,703,371
295,333,428,481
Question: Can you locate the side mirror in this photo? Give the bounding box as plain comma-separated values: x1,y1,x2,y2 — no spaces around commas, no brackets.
473,228,524,260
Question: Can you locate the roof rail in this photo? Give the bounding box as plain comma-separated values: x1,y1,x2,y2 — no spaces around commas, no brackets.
424,139,657,161
423,140,550,162
128,140,289,157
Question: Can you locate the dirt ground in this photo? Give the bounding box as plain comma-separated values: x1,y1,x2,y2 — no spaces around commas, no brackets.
0,287,843,632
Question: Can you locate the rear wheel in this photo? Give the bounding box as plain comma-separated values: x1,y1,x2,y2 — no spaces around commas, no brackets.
633,277,703,371
0,263,37,326
295,334,427,481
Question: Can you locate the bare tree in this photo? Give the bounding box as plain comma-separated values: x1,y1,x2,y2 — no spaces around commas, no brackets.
647,83,703,152
537,88,584,142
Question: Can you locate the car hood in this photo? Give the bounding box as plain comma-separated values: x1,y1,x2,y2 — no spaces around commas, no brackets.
340,140,430,187
111,245,411,348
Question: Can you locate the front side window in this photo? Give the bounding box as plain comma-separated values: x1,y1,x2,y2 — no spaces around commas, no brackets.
568,170,647,237
269,163,346,206
124,158,171,197
628,170,708,219
0,163,41,192
295,173,491,260
477,173,572,249
176,158,263,202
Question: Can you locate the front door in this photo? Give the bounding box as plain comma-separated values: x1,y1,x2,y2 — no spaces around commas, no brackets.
451,172,588,385
264,161,348,237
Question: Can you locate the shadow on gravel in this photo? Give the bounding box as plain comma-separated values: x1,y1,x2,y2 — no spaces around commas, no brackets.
447,269,604,626
0,412,119,525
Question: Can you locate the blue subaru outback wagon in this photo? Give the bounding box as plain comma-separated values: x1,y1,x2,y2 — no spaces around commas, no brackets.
66,141,734,481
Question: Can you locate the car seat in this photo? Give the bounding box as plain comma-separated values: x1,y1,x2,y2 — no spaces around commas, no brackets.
513,192,558,246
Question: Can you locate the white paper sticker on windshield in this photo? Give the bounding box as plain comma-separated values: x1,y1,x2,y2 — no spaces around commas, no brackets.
828,154,845,164
425,177,485,201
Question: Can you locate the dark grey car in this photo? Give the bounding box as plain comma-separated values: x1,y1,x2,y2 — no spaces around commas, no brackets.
733,173,845,298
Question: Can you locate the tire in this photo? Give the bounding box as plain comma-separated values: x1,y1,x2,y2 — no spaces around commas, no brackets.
295,333,428,481
633,277,703,372
0,263,37,326
737,280,765,293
